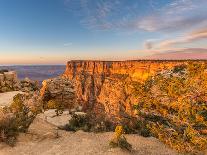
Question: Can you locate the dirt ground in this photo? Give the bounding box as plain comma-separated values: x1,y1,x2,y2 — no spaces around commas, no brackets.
0,132,180,155
0,116,179,155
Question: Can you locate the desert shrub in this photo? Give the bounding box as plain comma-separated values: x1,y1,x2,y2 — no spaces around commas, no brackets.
109,125,132,151
0,120,18,146
47,99,64,116
0,94,35,146
134,119,151,137
10,93,25,113
10,94,34,131
0,107,17,146
63,112,114,132
133,62,207,153
64,112,91,131
172,64,186,74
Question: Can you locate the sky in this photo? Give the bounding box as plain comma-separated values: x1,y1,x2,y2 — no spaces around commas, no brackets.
0,0,207,65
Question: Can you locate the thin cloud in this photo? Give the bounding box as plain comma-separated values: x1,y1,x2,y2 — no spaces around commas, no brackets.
158,27,207,48
142,48,207,60
63,42,73,46
137,0,207,32
64,0,207,33
64,0,157,31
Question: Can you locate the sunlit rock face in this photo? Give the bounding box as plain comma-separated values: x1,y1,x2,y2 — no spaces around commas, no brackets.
63,60,182,123
40,76,77,109
0,71,20,92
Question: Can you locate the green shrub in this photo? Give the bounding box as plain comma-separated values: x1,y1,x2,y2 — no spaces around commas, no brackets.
47,100,64,116
109,126,132,151
64,113,91,132
0,93,35,146
172,64,186,74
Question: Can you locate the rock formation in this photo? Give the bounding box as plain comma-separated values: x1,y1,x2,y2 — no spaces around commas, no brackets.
40,76,76,109
63,60,184,123
0,71,20,92
20,77,39,92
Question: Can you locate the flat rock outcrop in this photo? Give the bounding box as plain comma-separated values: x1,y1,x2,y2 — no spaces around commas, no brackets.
0,129,179,155
36,109,71,128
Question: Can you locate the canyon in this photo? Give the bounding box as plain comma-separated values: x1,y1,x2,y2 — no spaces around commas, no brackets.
62,60,185,123
1,60,207,154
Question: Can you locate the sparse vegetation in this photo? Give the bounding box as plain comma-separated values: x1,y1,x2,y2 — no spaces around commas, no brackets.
64,112,114,132
47,99,64,116
133,62,207,153
64,112,91,131
0,94,35,146
109,125,132,151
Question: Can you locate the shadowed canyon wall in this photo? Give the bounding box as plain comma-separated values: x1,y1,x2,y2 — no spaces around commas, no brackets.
63,60,184,123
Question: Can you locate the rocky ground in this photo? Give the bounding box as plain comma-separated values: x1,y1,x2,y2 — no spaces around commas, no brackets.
0,107,179,155
0,120,179,155
0,133,180,155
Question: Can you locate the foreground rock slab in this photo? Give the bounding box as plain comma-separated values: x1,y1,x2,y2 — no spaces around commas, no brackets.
36,109,71,128
0,131,179,155
0,89,180,155
0,115,179,155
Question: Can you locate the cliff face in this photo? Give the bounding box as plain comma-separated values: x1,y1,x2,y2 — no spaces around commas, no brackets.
63,60,183,123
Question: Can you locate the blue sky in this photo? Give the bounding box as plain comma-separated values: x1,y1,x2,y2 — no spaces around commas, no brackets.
0,0,207,64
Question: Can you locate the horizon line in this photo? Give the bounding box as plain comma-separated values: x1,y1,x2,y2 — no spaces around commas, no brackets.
1,59,207,66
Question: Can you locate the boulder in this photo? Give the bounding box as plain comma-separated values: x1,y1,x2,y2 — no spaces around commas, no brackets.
40,76,77,109
0,71,20,92
20,77,39,92
27,115,59,139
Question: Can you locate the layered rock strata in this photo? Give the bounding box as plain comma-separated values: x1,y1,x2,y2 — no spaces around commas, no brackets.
63,60,184,123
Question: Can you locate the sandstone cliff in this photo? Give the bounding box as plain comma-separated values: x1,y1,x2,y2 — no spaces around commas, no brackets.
63,60,183,123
